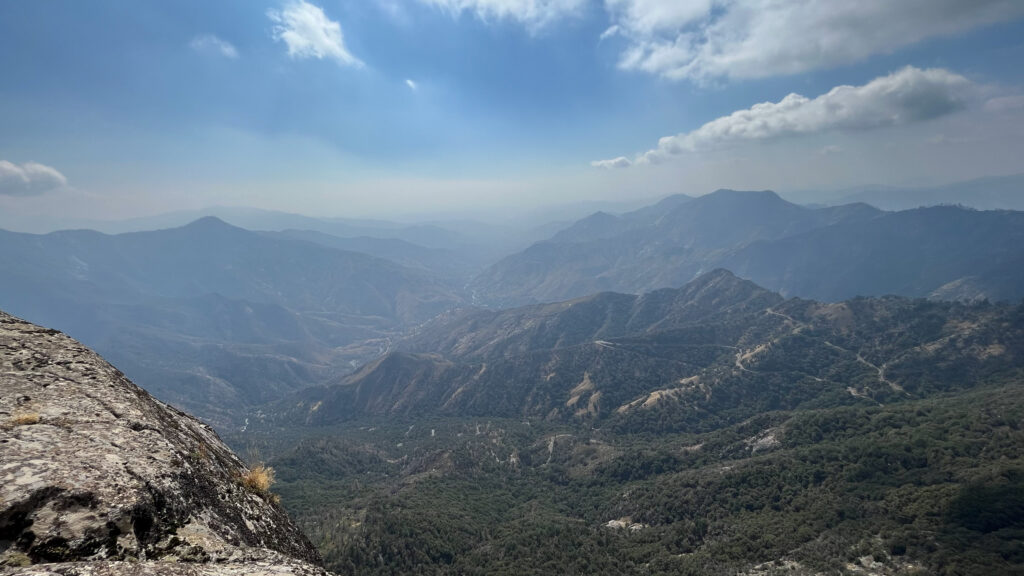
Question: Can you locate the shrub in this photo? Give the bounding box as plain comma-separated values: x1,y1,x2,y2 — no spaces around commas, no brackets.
241,464,276,495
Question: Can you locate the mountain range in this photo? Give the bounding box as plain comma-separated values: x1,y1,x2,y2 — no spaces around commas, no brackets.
783,172,1024,211
0,217,463,423
4,188,1024,426
263,269,1022,432
4,187,1024,574
472,189,1024,306
240,271,1024,576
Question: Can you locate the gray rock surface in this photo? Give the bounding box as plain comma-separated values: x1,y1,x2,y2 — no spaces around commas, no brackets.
5,553,331,576
5,552,331,576
0,311,329,575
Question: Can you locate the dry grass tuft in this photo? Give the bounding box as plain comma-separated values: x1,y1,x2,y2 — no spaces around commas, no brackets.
11,413,40,426
240,464,276,495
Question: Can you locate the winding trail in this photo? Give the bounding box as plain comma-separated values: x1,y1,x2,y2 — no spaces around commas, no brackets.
855,353,904,393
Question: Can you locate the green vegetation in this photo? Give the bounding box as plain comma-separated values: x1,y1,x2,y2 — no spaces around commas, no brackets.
231,382,1024,575
229,290,1024,575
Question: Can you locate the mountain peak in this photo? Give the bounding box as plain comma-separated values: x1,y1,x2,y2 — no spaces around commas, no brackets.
576,210,617,224
704,189,785,202
660,189,797,222
181,215,238,230
680,268,780,302
551,210,625,243
651,193,694,208
630,268,783,328
691,267,739,283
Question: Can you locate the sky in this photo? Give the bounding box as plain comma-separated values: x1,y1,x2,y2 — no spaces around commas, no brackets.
1,0,1024,229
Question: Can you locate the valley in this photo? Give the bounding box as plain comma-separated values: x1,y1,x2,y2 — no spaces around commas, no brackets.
230,268,1023,575
5,190,1022,428
2,190,1023,575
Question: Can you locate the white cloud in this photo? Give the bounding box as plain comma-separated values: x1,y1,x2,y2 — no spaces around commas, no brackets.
605,0,710,35
606,0,1024,82
268,1,363,67
189,34,239,59
418,0,586,29
594,67,977,167
818,145,843,156
405,78,418,91
598,24,619,40
591,156,632,169
0,161,68,196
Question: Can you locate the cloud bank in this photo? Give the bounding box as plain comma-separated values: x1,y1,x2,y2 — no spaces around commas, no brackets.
0,161,68,196
269,1,363,67
605,0,1024,82
594,67,976,167
406,0,1023,82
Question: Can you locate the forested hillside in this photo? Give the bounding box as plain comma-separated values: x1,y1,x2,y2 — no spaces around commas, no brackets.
236,273,1024,575
264,271,1022,431
249,386,1024,575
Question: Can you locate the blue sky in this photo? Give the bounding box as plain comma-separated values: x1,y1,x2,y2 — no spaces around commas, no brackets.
2,0,1024,227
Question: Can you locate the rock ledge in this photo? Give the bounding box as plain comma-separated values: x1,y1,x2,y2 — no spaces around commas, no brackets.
0,311,330,575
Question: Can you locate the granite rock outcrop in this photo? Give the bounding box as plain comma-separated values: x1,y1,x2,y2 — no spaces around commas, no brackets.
0,311,330,575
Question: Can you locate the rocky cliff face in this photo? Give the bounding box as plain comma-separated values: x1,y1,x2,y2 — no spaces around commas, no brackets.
0,311,331,575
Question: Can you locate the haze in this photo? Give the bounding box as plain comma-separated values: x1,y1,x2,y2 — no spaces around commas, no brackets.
2,0,1024,232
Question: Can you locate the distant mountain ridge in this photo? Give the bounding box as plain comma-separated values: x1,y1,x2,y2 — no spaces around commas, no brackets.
549,193,695,243
41,206,466,249
267,229,476,279
401,269,780,361
723,205,1024,302
784,172,1024,211
0,217,464,424
471,189,1024,306
0,205,586,277
1,216,461,322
